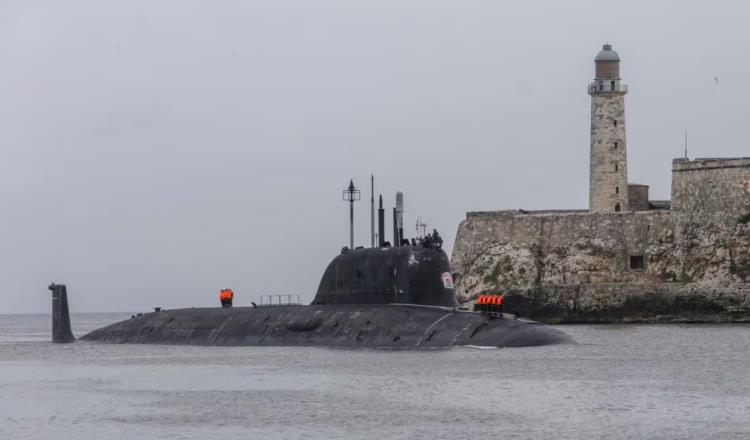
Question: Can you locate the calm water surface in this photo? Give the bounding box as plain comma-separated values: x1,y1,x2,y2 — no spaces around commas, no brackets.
1,314,749,439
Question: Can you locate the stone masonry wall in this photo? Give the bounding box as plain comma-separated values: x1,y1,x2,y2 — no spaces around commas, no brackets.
451,158,750,323
452,210,673,294
672,157,750,224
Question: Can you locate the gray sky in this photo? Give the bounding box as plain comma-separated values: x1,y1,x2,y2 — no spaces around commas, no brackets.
1,0,748,313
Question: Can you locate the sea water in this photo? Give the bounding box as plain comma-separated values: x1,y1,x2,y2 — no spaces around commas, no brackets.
1,313,749,439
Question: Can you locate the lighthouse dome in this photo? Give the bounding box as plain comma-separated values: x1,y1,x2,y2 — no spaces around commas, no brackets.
594,44,620,78
595,44,620,62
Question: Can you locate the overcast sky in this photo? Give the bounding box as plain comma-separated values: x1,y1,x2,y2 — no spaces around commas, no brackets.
1,0,748,313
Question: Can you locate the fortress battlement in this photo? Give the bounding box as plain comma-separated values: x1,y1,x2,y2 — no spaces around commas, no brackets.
672,157,750,172
466,209,588,219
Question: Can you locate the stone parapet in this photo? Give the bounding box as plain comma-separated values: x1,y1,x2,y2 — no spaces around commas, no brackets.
466,209,588,219
672,157,750,172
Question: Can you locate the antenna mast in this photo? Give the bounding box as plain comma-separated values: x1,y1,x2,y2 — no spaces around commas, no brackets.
370,175,375,247
395,191,404,246
342,180,360,249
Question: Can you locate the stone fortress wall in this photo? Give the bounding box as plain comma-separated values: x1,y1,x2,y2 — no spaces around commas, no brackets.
672,157,750,223
450,45,750,323
452,158,750,322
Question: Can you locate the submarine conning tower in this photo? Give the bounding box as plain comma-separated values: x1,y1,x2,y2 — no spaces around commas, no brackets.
312,242,459,308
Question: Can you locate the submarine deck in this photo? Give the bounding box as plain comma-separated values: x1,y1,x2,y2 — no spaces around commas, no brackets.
81,304,570,348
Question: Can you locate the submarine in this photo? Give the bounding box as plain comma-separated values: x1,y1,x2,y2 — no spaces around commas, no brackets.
50,230,571,349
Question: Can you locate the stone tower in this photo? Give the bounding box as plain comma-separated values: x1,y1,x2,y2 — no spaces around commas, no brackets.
589,44,629,213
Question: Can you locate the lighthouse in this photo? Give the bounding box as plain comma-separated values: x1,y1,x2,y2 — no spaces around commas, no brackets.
588,44,629,213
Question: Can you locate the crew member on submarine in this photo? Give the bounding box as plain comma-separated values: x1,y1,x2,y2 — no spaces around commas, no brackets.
220,289,234,308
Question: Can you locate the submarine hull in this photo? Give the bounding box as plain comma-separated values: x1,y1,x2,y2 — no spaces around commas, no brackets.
80,304,570,348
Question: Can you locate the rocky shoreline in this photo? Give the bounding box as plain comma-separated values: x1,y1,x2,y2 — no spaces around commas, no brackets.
481,283,750,324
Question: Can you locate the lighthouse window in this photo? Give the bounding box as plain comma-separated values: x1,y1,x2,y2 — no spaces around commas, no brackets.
614,120,618,127
615,164,619,172
615,203,621,212
616,186,620,194
614,142,618,149
611,80,616,90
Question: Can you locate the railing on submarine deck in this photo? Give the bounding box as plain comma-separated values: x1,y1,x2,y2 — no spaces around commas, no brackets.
258,294,302,307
